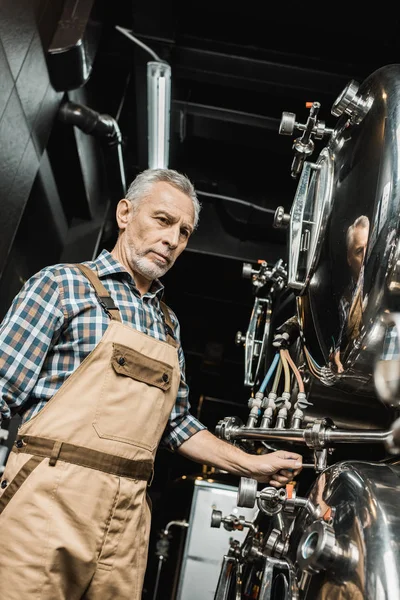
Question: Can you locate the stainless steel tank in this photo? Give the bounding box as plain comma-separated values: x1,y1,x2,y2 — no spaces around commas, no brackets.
276,64,400,405
211,65,400,600
290,459,400,600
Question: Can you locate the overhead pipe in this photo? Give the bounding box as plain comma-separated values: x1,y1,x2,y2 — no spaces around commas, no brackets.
58,101,127,257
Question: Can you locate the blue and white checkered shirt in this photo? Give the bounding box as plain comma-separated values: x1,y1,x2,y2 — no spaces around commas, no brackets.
0,250,206,450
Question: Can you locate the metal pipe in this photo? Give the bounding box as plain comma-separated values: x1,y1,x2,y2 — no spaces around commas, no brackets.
152,557,164,600
151,520,189,600
227,426,392,445
58,101,127,257
163,519,189,535
228,428,306,442
325,429,391,443
58,103,126,193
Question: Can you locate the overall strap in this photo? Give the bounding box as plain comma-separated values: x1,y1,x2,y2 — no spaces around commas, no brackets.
159,300,178,347
74,264,122,322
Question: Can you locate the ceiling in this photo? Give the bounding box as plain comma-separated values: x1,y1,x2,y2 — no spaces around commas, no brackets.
84,2,400,260
45,1,400,410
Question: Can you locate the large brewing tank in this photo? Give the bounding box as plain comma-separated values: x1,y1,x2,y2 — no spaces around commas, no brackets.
276,64,400,411
288,459,400,600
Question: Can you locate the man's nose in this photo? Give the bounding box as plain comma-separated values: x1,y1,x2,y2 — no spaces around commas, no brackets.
163,226,179,248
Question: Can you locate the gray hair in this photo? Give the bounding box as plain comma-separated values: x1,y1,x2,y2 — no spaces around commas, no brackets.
125,168,201,229
346,215,369,249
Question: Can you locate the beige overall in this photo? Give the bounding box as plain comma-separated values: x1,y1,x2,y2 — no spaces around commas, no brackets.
0,265,180,600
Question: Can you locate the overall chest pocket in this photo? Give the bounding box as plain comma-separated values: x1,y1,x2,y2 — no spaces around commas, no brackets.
94,342,174,451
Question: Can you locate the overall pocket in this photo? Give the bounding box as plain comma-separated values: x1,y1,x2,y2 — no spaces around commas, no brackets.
93,342,173,451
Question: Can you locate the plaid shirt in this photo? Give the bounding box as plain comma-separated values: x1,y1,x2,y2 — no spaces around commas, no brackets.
0,250,205,450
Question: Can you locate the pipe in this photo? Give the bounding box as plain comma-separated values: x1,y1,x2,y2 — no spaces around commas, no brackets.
58,101,127,257
151,520,189,600
259,352,280,394
226,426,392,445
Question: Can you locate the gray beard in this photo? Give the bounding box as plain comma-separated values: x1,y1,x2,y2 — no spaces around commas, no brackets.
133,255,170,281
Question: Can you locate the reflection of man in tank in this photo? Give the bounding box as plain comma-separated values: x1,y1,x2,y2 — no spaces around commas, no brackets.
332,216,370,373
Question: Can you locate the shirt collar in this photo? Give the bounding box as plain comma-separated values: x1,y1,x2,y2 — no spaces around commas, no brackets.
92,249,165,298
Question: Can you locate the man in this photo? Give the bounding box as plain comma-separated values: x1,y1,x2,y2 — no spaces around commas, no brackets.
332,215,370,373
0,168,302,599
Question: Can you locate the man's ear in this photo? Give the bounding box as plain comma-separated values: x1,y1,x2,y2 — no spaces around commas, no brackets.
116,199,132,231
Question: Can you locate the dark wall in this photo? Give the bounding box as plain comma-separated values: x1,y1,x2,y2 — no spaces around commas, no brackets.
0,0,64,313
0,0,112,320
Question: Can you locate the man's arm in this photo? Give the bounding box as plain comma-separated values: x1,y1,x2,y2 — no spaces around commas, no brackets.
0,269,64,423
177,429,302,486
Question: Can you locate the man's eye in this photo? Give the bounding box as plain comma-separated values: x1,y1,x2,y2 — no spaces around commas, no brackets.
181,230,190,238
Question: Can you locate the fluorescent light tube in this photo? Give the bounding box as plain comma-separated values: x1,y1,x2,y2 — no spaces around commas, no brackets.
147,61,171,169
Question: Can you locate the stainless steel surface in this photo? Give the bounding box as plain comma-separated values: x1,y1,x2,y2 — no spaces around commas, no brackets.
274,205,291,229
289,460,400,599
259,557,300,600
212,64,400,600
211,509,223,528
374,311,400,406
219,418,392,446
282,64,400,403
213,555,237,600
296,520,359,576
237,477,258,508
330,79,373,123
286,149,334,293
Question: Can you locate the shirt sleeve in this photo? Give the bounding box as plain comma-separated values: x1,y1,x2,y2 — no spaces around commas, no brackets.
0,269,64,423
160,315,207,451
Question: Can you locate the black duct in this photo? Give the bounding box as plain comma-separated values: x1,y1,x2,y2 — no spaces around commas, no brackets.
58,100,126,257
47,0,105,91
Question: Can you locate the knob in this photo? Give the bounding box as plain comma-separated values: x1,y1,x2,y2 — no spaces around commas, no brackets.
237,477,258,508
273,206,290,229
279,111,296,136
235,331,245,346
242,262,254,279
210,509,223,528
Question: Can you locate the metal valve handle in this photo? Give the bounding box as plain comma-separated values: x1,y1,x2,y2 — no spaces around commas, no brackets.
210,509,223,528
237,477,258,508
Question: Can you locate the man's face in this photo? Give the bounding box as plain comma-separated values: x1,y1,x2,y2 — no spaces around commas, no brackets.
347,224,369,278
120,181,195,282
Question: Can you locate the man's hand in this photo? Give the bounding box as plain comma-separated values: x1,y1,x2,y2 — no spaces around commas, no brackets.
246,449,303,487
177,430,303,488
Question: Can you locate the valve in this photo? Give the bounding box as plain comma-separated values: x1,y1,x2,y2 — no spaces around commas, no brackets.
210,509,256,533
297,520,359,577
265,528,290,558
279,101,333,178
331,79,372,124
238,478,307,516
215,416,243,441
237,478,285,514
227,538,242,558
